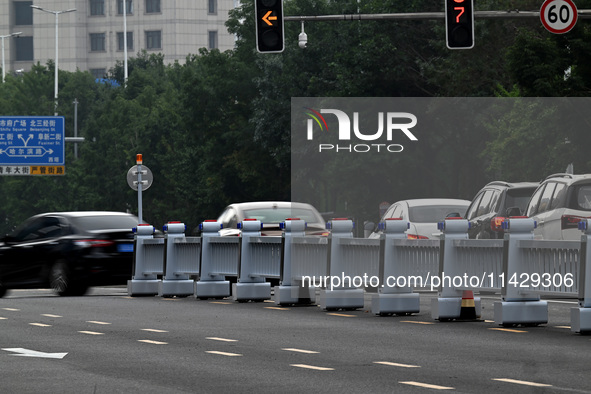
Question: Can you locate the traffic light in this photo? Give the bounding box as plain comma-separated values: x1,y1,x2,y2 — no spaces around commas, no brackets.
445,0,474,49
255,0,284,53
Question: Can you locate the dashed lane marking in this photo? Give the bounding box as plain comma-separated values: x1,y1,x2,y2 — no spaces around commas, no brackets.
399,381,454,390
2,308,20,311
374,361,420,368
206,337,238,342
142,329,169,333
264,306,290,311
209,301,232,305
488,328,527,333
290,364,334,371
493,378,552,387
327,313,356,318
29,323,52,327
41,314,62,318
138,340,168,345
282,348,319,354
205,351,242,357
78,331,104,335
87,321,111,325
400,321,435,325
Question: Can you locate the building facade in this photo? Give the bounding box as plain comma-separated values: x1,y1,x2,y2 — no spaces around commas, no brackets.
0,0,236,79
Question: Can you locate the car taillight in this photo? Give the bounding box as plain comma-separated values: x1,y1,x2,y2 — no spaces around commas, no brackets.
407,234,429,240
491,217,506,232
74,239,115,248
562,215,589,229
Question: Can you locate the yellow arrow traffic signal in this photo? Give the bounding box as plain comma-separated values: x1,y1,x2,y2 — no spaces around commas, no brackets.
262,10,278,26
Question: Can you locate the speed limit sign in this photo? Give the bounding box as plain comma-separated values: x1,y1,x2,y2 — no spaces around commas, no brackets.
540,0,578,34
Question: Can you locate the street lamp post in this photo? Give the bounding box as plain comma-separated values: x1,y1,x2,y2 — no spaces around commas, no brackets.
1,32,22,83
30,5,76,116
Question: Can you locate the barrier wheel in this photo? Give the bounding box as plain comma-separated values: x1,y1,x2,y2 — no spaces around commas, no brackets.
502,323,518,328
439,318,452,322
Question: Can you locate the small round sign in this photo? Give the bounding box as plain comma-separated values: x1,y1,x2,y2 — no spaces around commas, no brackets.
540,0,578,34
127,164,153,191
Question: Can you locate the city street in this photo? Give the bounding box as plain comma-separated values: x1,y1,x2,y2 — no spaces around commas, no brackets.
1,287,589,393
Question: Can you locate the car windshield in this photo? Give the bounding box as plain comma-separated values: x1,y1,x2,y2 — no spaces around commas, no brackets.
408,205,468,223
70,215,139,231
242,207,322,225
505,188,537,212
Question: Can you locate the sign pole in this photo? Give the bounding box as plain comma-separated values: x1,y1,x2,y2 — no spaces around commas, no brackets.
137,154,143,223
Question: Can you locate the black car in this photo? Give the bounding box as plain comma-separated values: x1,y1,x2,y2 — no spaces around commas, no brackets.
465,181,539,239
0,211,141,297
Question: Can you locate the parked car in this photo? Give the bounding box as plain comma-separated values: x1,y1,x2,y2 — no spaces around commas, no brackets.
465,181,539,239
0,211,142,298
524,173,591,240
368,199,470,239
216,201,328,236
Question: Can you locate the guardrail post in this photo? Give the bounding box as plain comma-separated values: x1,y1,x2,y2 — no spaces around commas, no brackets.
318,218,365,311
233,219,271,302
571,219,591,334
128,224,160,296
195,220,231,300
275,218,310,305
371,218,420,316
431,218,481,321
159,222,195,297
494,217,548,327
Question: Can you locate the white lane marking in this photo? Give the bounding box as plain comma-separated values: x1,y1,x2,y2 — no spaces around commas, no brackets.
488,328,527,333
401,321,435,325
400,381,454,390
493,378,552,387
29,323,52,327
206,337,238,342
142,329,169,333
87,321,111,325
78,331,104,335
2,348,67,359
205,351,242,357
41,314,62,318
290,364,334,371
138,340,168,345
264,306,290,310
2,308,20,311
282,348,319,354
327,313,355,318
374,361,420,368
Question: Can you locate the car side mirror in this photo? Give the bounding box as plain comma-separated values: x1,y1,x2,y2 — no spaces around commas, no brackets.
364,221,375,238
505,207,522,217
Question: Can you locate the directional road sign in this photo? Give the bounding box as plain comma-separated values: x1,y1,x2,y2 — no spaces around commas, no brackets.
0,116,65,175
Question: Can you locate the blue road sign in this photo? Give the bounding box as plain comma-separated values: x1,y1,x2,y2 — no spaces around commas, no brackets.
0,116,65,166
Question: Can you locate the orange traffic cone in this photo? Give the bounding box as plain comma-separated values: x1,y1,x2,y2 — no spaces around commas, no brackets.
459,290,477,320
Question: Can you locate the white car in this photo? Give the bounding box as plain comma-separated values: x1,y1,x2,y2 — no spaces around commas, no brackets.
369,199,471,239
525,173,591,240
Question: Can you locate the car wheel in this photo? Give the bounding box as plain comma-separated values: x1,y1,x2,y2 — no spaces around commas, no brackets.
50,261,88,296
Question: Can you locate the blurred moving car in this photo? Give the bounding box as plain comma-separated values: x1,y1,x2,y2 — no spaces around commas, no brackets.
465,181,539,239
216,201,328,236
368,199,470,239
525,173,591,240
0,211,141,297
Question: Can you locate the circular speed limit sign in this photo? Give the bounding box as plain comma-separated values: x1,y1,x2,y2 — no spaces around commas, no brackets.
540,0,578,34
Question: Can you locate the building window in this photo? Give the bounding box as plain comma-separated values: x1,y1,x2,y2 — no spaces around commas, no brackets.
117,0,133,15
208,0,217,14
90,0,105,16
90,33,106,52
145,0,160,13
15,36,33,61
90,68,107,79
145,31,161,50
117,32,134,51
208,31,218,50
15,1,33,25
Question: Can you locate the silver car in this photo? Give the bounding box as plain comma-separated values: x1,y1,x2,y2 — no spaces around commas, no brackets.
216,201,328,236
369,198,471,239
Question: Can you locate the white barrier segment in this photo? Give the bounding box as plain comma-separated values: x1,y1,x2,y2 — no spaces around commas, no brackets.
128,224,162,296
290,235,329,303
372,218,421,316
572,219,591,334
318,219,365,311
431,218,482,320
195,221,231,299
494,217,548,326
233,219,271,301
160,222,195,297
275,219,312,305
